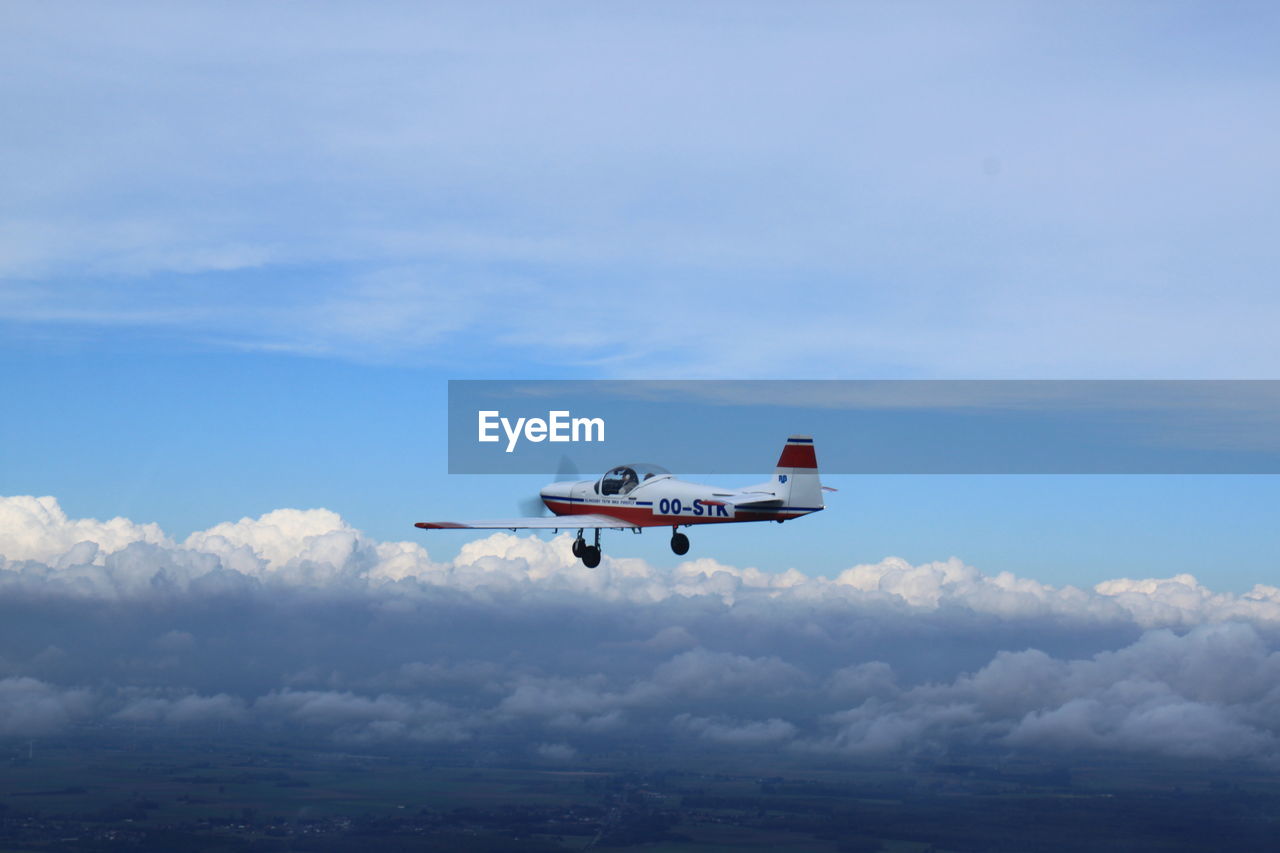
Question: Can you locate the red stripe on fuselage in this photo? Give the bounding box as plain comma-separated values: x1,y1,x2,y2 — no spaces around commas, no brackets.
776,443,818,469
543,499,811,526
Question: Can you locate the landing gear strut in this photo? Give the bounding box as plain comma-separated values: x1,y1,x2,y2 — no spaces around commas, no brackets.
670,529,690,556
575,528,602,569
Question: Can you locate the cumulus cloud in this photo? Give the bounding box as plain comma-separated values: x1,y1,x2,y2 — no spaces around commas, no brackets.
0,677,95,736
675,714,798,747
254,689,468,744
0,495,169,564
4,494,1280,764
114,692,248,726
535,742,578,762
815,622,1280,761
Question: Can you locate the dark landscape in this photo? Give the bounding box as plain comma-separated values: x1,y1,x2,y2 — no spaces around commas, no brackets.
3,732,1275,852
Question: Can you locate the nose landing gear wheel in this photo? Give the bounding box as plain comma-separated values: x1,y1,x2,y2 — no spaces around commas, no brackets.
670,532,690,555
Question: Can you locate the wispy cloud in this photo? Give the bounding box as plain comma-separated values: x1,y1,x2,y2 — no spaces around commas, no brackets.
3,3,1278,375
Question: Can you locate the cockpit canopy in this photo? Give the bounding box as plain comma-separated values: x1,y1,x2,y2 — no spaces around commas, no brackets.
596,463,671,496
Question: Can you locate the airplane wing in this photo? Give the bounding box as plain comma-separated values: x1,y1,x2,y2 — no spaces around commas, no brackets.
415,514,635,531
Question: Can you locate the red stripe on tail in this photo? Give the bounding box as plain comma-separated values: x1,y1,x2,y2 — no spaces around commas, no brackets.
777,443,817,469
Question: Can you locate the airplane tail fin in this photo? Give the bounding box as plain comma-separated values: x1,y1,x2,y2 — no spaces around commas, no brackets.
774,435,824,509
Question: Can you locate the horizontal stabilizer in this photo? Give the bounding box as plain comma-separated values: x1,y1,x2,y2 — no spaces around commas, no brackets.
725,492,783,508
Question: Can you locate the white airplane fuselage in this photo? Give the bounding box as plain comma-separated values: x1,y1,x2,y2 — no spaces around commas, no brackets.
538,473,820,528
416,435,827,567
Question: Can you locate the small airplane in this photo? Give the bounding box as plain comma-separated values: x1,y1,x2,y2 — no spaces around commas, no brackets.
416,435,831,568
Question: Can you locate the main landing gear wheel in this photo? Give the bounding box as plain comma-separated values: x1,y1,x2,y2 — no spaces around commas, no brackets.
670,531,690,556
576,528,602,568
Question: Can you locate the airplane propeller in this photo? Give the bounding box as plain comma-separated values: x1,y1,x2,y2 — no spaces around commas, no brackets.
554,454,580,482
518,495,550,517
517,455,580,517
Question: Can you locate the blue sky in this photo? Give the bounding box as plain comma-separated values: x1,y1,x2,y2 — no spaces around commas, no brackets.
3,1,1279,590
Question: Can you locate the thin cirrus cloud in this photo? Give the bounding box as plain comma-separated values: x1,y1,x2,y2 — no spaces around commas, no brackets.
3,493,1280,763
2,4,1279,376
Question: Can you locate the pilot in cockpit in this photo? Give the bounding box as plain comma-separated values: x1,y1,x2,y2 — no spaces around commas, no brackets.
599,463,670,496
601,465,639,496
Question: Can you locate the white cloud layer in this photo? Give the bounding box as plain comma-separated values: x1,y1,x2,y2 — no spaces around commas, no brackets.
3,494,1280,763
